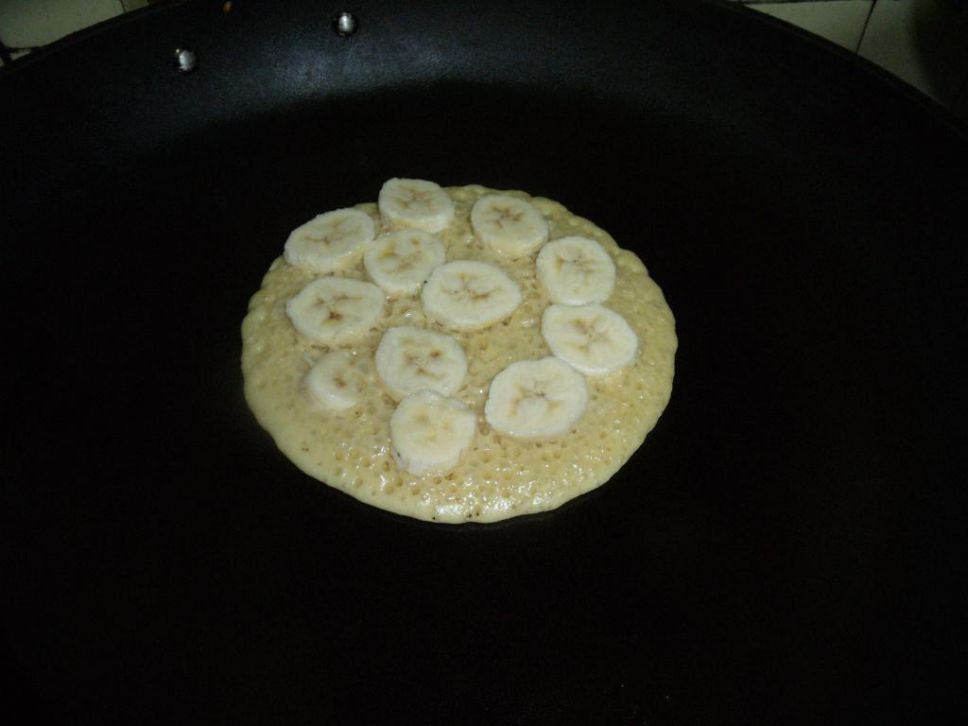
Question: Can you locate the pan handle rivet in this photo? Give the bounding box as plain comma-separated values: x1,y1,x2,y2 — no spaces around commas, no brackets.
333,11,357,36
173,48,197,73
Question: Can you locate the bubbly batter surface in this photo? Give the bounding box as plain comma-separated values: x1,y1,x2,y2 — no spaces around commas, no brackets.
242,185,677,523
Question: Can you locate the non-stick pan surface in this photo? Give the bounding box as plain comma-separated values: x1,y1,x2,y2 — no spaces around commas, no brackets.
3,1,966,723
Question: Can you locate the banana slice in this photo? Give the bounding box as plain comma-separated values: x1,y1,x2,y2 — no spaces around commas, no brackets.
421,260,522,330
376,326,468,399
304,351,365,411
363,229,446,296
470,194,549,258
541,303,638,376
390,390,477,475
484,357,588,439
536,236,616,305
284,208,376,274
286,277,384,345
378,178,455,233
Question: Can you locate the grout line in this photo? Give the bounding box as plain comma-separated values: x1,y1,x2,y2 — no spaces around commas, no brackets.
854,0,877,54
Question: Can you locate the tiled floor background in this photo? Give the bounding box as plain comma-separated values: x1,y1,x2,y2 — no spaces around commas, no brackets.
747,0,968,117
0,1,146,56
1,0,967,120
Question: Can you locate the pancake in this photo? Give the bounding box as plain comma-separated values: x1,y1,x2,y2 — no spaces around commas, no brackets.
241,183,676,523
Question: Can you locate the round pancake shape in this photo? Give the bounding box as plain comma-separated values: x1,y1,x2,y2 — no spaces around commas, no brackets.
241,184,677,523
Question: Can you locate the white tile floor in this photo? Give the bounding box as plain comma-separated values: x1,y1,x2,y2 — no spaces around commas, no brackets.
0,0,126,48
746,0,968,116
858,0,968,107
751,1,874,51
1,0,967,119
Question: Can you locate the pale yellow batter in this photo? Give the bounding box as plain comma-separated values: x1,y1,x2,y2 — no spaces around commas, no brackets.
241,185,677,523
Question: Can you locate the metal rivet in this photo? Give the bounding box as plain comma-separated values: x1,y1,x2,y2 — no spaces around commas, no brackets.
173,48,196,73
333,11,357,36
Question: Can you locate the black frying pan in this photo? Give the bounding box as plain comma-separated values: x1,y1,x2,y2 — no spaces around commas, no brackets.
3,1,966,723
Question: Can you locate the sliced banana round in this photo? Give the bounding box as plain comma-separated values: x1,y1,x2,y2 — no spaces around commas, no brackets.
536,236,616,305
470,194,549,258
541,303,638,376
376,326,467,399
283,208,376,274
484,357,588,439
378,178,455,233
286,277,384,345
421,260,522,330
304,351,365,411
390,390,477,476
363,229,446,296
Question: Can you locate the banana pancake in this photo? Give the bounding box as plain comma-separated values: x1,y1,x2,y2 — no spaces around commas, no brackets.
241,180,677,523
